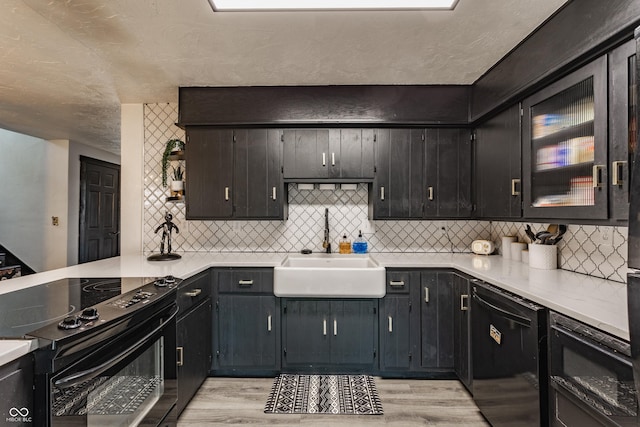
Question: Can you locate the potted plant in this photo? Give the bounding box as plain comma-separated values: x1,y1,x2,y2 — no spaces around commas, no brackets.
161,139,185,187
171,165,184,195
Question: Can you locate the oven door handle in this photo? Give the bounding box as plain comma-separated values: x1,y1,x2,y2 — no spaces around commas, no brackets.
54,305,179,389
552,325,632,366
472,292,531,327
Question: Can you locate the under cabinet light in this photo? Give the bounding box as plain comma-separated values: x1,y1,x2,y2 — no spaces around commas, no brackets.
208,0,458,11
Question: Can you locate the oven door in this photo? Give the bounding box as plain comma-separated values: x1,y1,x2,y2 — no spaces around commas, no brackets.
550,322,638,426
47,303,178,427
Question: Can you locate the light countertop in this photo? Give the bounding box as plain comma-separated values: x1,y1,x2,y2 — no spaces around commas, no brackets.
0,251,629,366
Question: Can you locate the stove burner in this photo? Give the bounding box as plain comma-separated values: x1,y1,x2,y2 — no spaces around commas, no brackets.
58,316,82,330
79,307,99,321
82,279,121,293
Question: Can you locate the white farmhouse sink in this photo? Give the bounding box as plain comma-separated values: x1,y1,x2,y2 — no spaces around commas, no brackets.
274,254,385,298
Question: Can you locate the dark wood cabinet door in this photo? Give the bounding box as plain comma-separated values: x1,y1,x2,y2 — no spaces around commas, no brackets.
185,128,234,219
282,299,331,367
177,298,212,415
609,39,636,221
234,129,283,219
380,295,412,371
216,295,278,370
424,128,472,218
475,104,522,219
330,300,377,368
282,129,330,179
453,274,472,391
329,129,375,179
373,129,424,219
420,271,454,370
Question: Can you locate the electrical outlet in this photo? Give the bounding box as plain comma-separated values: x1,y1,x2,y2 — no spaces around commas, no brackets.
360,220,375,234
51,216,59,226
595,226,614,247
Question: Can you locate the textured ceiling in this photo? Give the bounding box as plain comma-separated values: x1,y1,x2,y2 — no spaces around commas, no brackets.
0,0,568,154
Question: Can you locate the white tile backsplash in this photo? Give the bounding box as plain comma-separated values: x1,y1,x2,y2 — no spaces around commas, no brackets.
143,103,628,283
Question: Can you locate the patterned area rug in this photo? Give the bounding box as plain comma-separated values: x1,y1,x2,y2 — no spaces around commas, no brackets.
264,374,383,415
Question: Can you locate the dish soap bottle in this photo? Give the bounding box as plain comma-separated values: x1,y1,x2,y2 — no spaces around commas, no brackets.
339,234,352,254
352,230,368,254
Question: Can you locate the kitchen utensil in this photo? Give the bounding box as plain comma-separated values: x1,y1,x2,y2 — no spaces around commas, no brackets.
525,225,537,243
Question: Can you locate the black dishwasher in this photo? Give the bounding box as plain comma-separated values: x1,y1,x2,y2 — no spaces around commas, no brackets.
472,280,548,427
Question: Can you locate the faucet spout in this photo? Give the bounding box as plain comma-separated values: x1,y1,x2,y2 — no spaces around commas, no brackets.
323,208,331,253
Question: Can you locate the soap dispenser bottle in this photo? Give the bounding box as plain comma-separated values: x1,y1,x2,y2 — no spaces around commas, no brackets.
339,234,352,254
352,230,368,254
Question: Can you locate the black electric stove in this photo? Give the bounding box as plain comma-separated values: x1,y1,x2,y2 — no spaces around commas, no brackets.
0,276,180,339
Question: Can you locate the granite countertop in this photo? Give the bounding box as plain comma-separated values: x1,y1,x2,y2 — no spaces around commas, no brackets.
0,251,629,365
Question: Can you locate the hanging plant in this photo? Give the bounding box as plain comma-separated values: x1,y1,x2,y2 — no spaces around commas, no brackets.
161,139,185,187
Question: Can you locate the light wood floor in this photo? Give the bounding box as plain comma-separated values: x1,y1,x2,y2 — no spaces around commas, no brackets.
178,377,490,426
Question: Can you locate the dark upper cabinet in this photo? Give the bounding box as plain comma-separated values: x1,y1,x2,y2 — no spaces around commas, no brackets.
282,128,375,180
424,128,472,218
522,55,608,220
372,129,424,219
185,128,234,219
609,39,637,221
475,104,522,219
185,128,284,220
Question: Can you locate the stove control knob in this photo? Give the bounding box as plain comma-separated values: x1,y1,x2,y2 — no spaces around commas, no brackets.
58,316,81,330
164,275,176,284
79,307,99,321
155,278,167,287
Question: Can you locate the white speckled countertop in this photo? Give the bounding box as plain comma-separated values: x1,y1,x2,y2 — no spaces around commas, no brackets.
0,251,629,365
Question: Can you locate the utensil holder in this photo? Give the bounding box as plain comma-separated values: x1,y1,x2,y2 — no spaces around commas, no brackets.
510,242,527,262
529,244,557,270
501,236,517,259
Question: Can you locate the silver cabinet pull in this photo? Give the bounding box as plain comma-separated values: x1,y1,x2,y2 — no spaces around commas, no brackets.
185,288,202,297
380,186,385,201
511,178,521,196
333,319,338,336
424,287,429,303
427,186,434,201
272,186,277,200
238,279,254,286
322,152,326,166
323,319,327,336
267,314,272,332
460,294,469,311
612,161,626,186
388,316,393,333
224,186,230,201
389,280,405,287
592,165,605,188
177,347,184,367
331,152,336,166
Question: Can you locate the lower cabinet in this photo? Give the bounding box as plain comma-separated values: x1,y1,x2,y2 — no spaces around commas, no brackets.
453,273,472,392
0,354,33,422
212,268,280,375
282,299,378,372
420,270,455,371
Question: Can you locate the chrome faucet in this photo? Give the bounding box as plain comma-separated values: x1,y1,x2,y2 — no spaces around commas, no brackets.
323,208,332,253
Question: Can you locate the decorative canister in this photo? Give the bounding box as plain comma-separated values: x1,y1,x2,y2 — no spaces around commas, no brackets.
501,236,517,259
510,242,527,262
529,244,558,270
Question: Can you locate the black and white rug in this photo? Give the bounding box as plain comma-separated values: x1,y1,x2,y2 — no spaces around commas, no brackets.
264,374,383,415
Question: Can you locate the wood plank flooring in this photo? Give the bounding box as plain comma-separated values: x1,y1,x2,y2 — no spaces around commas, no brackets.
178,377,490,426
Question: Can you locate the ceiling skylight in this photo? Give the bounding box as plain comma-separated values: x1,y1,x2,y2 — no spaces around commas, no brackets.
208,0,458,11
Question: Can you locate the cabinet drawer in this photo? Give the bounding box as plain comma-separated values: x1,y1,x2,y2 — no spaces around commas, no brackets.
386,272,411,294
217,268,274,294
177,270,211,315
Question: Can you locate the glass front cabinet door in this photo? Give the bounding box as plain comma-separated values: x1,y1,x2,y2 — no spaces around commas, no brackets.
523,56,608,219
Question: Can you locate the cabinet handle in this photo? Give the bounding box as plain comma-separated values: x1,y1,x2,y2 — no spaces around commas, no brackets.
511,179,521,196
272,186,277,200
380,186,385,201
388,316,393,333
238,280,254,286
424,287,429,303
460,294,469,311
322,152,326,166
331,152,336,166
323,319,327,336
427,186,434,201
267,314,272,332
612,161,626,186
224,187,230,201
389,280,405,287
592,165,605,188
333,319,338,336
185,288,202,297
177,347,184,367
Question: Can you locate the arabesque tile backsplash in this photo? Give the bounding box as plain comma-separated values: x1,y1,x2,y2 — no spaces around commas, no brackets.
143,103,628,283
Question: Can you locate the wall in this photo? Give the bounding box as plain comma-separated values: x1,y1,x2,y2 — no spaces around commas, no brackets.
140,103,628,283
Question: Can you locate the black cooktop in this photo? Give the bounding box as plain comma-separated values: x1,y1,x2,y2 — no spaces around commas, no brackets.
0,277,167,338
